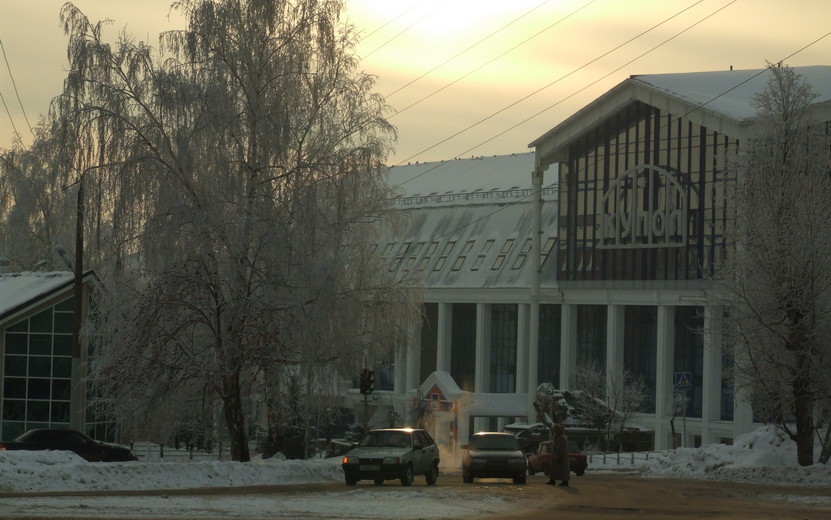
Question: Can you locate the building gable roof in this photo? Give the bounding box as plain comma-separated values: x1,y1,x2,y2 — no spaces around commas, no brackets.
531,66,831,168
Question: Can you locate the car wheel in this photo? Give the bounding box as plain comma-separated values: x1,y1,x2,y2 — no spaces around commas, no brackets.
462,468,473,483
543,463,549,476
345,476,357,486
577,470,585,477
400,464,414,486
425,463,439,485
374,478,384,485
513,474,527,485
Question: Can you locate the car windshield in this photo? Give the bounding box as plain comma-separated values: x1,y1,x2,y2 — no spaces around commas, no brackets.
469,435,519,451
359,431,411,448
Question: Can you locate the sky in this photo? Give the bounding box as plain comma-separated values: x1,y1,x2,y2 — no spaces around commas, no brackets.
0,0,830,165
0,425,829,518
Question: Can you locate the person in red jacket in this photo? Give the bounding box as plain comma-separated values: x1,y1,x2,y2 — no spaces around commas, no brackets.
546,423,571,487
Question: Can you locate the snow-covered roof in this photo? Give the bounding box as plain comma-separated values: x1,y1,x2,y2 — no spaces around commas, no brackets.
631,66,831,123
387,152,556,205
379,199,558,290
419,371,463,400
379,153,560,292
531,66,831,167
0,271,76,322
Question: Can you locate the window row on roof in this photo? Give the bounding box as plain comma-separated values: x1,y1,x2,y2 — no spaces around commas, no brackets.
379,236,557,275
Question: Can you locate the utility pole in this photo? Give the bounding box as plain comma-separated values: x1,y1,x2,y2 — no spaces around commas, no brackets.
70,175,85,431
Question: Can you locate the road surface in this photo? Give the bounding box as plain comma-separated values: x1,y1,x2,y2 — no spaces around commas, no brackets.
0,472,829,519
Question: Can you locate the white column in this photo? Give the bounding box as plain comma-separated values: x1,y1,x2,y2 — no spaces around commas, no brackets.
402,316,421,393
475,303,490,393
394,343,405,394
560,304,578,389
606,305,625,397
701,305,723,445
436,303,452,372
655,306,676,450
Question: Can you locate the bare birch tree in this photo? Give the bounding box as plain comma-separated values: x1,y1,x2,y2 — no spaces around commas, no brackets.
55,0,417,461
716,65,831,465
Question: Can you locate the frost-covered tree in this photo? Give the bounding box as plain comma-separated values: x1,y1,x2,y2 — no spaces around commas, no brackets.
57,0,418,461
573,363,646,451
716,65,831,466
0,125,77,270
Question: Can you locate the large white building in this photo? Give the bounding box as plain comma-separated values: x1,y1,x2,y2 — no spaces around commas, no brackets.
354,66,831,456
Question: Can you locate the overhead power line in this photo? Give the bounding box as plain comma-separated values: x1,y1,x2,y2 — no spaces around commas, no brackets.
396,0,708,170
357,2,424,44
0,39,34,138
361,3,442,60
385,0,558,99
0,88,21,142
389,0,600,118
459,0,735,158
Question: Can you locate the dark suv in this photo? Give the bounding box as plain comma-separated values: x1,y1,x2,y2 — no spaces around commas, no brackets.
341,428,440,486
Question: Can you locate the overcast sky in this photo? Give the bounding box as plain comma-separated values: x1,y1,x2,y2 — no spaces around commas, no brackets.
1,0,829,164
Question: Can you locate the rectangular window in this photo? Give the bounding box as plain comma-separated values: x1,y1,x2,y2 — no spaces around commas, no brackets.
675,306,704,418
490,304,518,393
29,309,53,333
5,333,27,355
392,242,412,271
491,238,515,270
472,239,494,271
537,305,562,387
434,241,457,271
623,306,657,413
512,238,532,270
3,299,79,436
403,241,424,271
418,241,439,271
451,240,475,271
450,304,477,392
576,305,606,368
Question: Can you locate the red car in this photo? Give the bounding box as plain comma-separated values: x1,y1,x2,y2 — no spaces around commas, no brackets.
526,440,587,476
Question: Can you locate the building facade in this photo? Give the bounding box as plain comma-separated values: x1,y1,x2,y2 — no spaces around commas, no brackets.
353,67,831,458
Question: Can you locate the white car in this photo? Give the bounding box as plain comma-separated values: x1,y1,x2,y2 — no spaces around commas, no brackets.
341,428,440,486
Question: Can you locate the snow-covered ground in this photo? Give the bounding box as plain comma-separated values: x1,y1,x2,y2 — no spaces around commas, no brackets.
0,425,828,519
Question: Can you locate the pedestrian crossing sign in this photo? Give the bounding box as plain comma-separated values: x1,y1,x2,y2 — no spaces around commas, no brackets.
674,372,692,388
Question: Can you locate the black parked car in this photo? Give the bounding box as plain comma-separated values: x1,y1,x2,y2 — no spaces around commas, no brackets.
0,428,137,462
341,428,440,486
462,432,527,484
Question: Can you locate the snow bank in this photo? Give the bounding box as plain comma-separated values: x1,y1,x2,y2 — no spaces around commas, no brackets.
640,425,831,485
0,451,343,493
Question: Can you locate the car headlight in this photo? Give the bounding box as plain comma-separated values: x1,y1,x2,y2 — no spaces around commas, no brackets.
343,456,358,464
471,457,487,464
510,458,526,464
383,457,400,464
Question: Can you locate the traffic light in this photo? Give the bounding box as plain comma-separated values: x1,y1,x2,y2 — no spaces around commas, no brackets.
359,368,375,395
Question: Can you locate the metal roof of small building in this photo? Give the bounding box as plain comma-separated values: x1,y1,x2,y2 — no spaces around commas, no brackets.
0,271,75,322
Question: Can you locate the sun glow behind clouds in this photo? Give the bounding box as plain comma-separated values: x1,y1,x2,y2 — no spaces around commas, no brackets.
349,0,569,87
